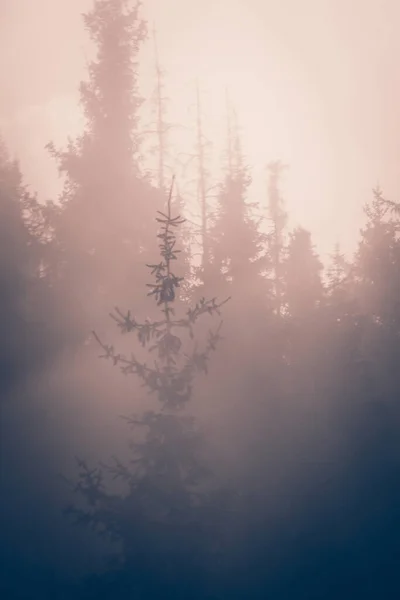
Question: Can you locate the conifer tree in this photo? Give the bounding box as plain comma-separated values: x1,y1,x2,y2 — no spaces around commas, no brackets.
169,182,193,301
266,160,288,316
324,242,356,338
284,227,323,319
0,139,49,392
356,187,400,327
46,0,160,338
282,227,324,402
338,191,400,576
148,26,192,296
327,243,349,289
351,187,400,405
210,102,264,301
326,243,355,314
65,178,229,597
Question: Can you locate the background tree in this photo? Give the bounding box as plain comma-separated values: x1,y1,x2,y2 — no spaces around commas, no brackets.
147,26,192,298
46,0,161,343
266,160,288,317
0,138,51,394
282,227,324,401
284,226,324,320
210,104,265,300
356,186,400,328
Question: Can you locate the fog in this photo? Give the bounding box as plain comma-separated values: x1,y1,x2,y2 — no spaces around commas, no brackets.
3,1,400,254
2,1,400,598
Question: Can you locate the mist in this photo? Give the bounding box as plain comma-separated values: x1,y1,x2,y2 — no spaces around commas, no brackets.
2,1,400,598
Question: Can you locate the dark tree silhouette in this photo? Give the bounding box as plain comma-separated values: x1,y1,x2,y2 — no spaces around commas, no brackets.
64,179,230,598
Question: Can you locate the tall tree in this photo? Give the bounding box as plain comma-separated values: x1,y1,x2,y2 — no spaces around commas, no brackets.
65,180,229,597
195,83,213,289
210,101,264,301
325,243,357,317
281,227,324,405
149,26,192,295
47,0,161,339
0,139,49,392
266,160,288,316
284,227,323,320
356,187,400,327
352,187,400,403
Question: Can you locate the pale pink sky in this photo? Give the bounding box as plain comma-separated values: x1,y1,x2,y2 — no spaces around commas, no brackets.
1,0,400,257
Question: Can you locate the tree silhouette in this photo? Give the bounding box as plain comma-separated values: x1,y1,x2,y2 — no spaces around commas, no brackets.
46,0,161,341
284,226,323,319
147,27,192,297
209,104,265,306
356,187,400,327
65,178,230,598
0,139,51,394
266,160,288,317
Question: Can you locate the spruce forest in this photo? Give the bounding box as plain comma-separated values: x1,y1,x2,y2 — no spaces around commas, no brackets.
2,1,400,599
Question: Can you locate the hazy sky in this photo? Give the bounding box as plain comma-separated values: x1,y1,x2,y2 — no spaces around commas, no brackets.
1,0,400,257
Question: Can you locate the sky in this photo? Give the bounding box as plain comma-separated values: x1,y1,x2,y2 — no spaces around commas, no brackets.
1,0,400,257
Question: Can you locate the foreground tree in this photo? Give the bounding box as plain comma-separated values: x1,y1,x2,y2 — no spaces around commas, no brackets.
65,179,230,598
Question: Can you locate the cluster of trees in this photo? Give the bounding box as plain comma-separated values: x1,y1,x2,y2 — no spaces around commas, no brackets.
2,1,400,598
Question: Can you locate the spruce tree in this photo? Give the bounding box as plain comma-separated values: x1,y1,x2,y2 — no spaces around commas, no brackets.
281,227,324,406
284,227,323,320
46,0,160,339
0,139,48,392
148,27,192,297
338,190,400,586
356,187,400,327
352,187,400,404
210,105,265,303
325,243,355,314
65,179,229,597
327,243,350,291
266,160,288,316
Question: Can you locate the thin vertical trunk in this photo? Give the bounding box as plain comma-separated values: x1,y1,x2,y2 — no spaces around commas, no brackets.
153,24,166,193
226,88,233,178
267,161,287,317
196,83,209,278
